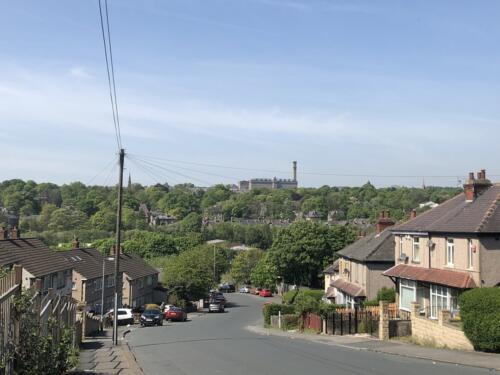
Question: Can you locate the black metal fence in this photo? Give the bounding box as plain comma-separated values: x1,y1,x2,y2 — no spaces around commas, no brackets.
325,309,379,337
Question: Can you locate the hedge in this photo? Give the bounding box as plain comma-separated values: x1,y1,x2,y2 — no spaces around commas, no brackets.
283,289,324,305
459,288,500,352
262,303,296,325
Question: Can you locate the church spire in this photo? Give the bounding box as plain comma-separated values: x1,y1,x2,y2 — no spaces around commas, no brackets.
128,173,132,190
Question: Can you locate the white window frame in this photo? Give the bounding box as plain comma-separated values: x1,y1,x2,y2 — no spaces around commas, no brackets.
412,237,420,262
95,278,102,290
467,239,474,269
430,284,458,319
446,238,454,267
399,237,404,257
399,279,416,311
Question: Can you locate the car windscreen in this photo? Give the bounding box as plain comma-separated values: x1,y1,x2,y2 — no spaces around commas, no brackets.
143,309,160,315
117,310,127,315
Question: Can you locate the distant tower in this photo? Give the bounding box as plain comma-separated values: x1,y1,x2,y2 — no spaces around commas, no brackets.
293,161,297,181
128,173,132,190
422,177,426,190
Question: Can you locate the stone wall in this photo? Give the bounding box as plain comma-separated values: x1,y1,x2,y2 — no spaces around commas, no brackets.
410,303,473,351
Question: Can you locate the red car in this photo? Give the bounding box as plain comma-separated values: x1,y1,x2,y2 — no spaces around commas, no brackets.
164,307,187,322
259,289,273,297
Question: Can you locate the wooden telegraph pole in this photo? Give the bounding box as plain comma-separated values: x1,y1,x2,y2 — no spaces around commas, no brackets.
113,148,125,346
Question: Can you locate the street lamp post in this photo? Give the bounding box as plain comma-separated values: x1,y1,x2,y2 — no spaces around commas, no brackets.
206,239,225,285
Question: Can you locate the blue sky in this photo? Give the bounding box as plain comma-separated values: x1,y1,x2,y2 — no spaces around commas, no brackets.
1,0,500,187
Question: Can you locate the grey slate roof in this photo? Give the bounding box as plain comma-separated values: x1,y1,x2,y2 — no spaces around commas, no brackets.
60,248,115,280
392,184,500,234
0,238,71,277
120,253,158,280
323,259,339,274
337,230,395,262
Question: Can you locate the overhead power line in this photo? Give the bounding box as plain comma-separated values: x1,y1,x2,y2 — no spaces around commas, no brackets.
128,154,500,181
98,0,122,150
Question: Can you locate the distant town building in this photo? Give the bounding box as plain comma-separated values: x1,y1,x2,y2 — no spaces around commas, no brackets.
239,161,298,191
138,203,177,226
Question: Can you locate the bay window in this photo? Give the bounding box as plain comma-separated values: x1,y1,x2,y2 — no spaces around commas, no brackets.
430,284,458,319
399,279,416,311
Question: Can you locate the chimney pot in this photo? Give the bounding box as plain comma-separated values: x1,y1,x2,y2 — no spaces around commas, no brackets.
0,226,7,240
72,237,80,249
10,226,19,240
376,211,395,234
468,172,475,180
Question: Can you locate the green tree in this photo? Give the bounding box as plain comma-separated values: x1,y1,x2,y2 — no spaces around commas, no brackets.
250,253,277,289
48,208,87,231
230,248,264,284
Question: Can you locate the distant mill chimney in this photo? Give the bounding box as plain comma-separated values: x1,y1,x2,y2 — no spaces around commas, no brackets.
376,211,395,234
464,169,492,202
293,161,297,182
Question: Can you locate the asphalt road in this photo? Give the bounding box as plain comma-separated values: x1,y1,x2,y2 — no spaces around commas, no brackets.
128,294,488,375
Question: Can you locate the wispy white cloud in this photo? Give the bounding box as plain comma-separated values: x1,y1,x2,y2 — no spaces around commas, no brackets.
68,66,93,79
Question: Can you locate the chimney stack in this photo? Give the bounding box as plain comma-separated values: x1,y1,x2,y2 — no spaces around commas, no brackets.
0,226,7,240
72,237,80,249
410,209,417,219
376,210,395,234
464,170,492,202
10,226,20,239
293,161,297,182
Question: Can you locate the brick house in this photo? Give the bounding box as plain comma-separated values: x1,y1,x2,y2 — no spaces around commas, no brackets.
60,240,121,313
329,212,396,308
384,170,500,319
119,252,160,308
0,228,72,295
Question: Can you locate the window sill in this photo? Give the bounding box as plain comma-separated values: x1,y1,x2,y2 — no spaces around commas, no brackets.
411,260,421,264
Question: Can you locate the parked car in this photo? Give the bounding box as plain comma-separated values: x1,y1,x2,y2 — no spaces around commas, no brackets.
254,287,262,295
107,308,134,325
208,302,225,313
259,289,273,297
219,283,235,293
163,304,175,314
239,286,250,293
165,306,187,322
140,308,163,327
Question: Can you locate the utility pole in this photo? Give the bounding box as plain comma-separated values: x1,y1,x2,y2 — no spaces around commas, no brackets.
113,148,125,346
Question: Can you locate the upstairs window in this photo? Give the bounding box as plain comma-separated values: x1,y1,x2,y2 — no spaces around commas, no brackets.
467,239,474,269
412,237,420,262
399,237,404,258
446,238,455,266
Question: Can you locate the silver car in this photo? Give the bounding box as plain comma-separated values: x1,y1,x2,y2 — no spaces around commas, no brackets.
208,302,224,313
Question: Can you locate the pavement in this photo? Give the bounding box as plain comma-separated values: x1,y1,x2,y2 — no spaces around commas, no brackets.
126,293,497,375
72,326,144,375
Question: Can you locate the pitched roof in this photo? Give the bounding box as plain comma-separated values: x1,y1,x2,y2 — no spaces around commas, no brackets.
383,264,476,289
392,185,500,234
0,238,71,277
59,248,115,280
323,259,339,274
331,278,366,297
119,253,158,280
337,230,395,262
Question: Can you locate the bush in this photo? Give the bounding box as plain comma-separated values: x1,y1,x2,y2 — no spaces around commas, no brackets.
363,299,379,307
282,314,300,330
376,287,396,303
459,288,500,352
282,290,299,304
283,289,324,305
262,303,295,325
318,301,342,317
294,295,320,315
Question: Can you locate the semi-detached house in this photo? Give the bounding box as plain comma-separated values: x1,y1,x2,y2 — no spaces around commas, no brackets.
0,228,72,295
384,170,500,319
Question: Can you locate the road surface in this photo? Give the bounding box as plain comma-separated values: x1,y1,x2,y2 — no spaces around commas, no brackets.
128,293,488,375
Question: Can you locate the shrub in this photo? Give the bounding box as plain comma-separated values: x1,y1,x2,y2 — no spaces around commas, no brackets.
363,299,379,307
294,296,320,315
318,301,342,317
262,303,295,325
459,288,500,352
282,314,299,330
376,287,396,303
282,290,299,304
283,289,324,305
